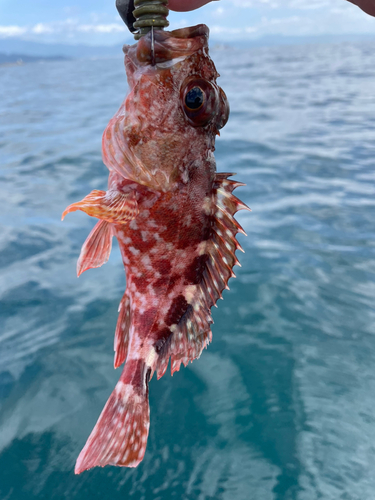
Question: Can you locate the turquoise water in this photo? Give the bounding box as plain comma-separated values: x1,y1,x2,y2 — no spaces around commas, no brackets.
1,40,375,499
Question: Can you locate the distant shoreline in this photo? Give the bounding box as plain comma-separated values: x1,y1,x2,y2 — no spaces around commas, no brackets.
0,60,25,68
0,53,69,67
0,33,374,62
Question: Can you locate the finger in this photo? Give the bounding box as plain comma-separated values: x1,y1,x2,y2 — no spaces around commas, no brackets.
168,0,218,12
346,0,375,16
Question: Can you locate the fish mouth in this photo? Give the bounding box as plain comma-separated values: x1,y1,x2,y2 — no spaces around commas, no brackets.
169,24,209,41
125,23,210,65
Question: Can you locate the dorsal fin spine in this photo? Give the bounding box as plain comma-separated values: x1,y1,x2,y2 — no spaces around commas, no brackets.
153,172,248,382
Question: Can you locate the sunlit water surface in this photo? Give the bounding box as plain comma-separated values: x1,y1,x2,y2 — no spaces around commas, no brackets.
1,40,375,500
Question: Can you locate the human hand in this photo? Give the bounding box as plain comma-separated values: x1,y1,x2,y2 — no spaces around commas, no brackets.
168,0,375,16
347,0,375,16
168,0,218,12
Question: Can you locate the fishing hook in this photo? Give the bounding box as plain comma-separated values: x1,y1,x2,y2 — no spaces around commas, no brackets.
151,25,156,66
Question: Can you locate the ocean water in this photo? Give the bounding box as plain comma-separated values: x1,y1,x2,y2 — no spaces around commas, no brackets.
1,39,375,500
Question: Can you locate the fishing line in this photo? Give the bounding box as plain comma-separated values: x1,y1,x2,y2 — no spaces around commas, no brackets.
151,25,156,66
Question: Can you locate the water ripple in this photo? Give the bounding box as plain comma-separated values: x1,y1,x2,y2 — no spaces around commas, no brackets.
1,40,375,499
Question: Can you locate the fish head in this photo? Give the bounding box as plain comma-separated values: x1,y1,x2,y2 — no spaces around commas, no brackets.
102,24,229,192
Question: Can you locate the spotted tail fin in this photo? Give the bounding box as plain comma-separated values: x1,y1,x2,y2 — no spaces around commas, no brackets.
75,361,150,474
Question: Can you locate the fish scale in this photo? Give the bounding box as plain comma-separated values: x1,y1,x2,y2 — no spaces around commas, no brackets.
62,24,250,473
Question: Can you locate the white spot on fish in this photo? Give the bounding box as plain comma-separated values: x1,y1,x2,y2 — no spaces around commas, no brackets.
197,241,207,256
183,214,192,226
129,246,140,256
185,285,197,304
141,254,151,268
146,347,157,366
202,196,211,215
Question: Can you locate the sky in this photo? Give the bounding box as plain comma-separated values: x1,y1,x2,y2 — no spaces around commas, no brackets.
0,0,374,46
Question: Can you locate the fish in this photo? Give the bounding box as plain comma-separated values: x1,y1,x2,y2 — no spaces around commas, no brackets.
62,24,250,474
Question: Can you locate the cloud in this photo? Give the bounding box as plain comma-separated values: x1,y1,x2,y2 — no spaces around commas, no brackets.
288,0,330,9
228,0,279,7
213,7,225,16
0,19,126,39
32,23,54,35
77,23,125,34
210,25,244,35
210,14,302,37
0,25,27,37
0,1,374,44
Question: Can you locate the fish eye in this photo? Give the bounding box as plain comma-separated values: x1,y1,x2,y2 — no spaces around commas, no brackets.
185,87,205,111
181,77,218,127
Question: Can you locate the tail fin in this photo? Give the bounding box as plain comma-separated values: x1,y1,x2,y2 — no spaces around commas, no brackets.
75,364,150,474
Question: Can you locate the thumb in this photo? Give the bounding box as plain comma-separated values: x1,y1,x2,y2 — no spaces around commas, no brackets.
168,0,219,13
346,0,375,16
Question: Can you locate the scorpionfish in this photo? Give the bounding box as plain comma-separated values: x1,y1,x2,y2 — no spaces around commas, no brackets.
62,24,249,474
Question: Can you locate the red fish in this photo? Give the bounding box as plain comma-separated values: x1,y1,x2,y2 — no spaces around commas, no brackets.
62,24,249,474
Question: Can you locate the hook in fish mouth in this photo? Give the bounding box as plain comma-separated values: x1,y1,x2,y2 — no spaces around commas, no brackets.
151,26,155,66
123,24,210,66
116,0,209,42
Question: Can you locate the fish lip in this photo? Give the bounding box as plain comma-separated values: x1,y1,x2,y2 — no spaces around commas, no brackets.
131,24,210,66
169,24,210,40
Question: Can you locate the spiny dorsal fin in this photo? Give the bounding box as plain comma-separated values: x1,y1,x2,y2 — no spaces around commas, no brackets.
156,172,250,379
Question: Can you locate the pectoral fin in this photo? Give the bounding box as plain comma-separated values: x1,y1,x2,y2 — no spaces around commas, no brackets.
77,220,113,276
62,189,138,224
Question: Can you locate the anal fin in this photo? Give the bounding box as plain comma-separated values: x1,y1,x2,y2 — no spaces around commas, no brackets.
114,293,131,369
77,220,113,276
